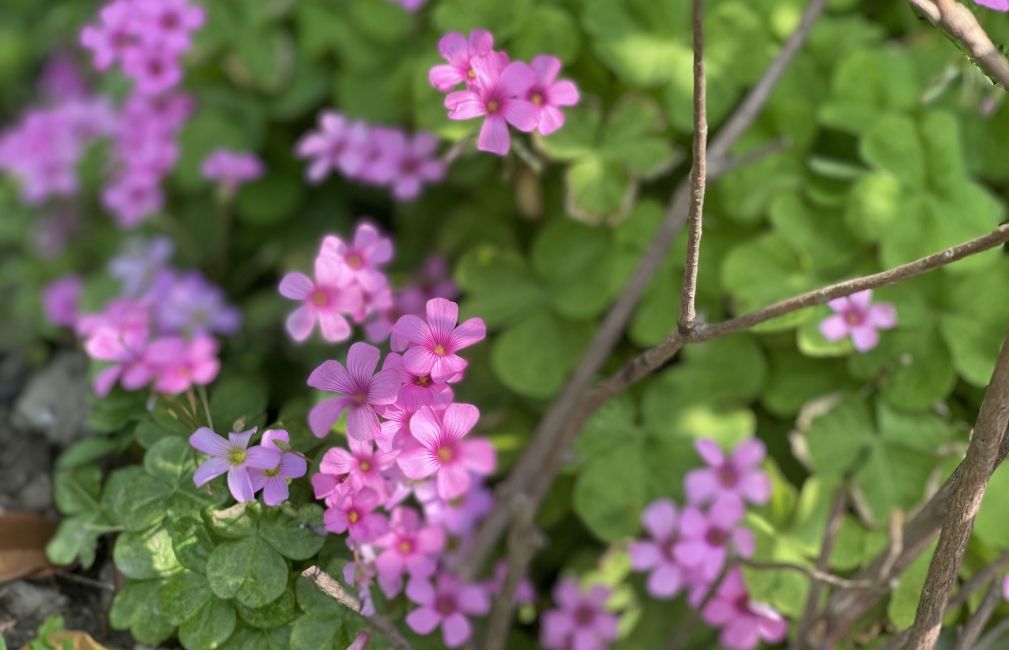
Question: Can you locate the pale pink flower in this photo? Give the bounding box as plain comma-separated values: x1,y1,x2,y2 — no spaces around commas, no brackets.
307,342,400,439
131,0,205,52
629,499,688,599
320,223,393,293
323,485,388,542
295,110,370,183
685,439,770,508
405,572,490,648
374,507,446,597
445,55,539,155
397,403,496,500
80,0,138,71
319,436,398,498
83,307,153,396
145,334,220,394
189,427,279,503
524,55,580,135
676,495,756,581
279,245,363,343
417,479,494,537
540,578,617,650
428,29,497,91
121,46,183,95
102,172,164,228
249,429,308,506
383,352,454,413
366,131,445,201
201,149,264,195
392,298,486,382
702,568,788,650
819,289,897,352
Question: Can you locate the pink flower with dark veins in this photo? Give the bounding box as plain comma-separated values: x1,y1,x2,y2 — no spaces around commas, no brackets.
524,55,580,135
428,29,497,91
392,298,486,382
306,342,400,440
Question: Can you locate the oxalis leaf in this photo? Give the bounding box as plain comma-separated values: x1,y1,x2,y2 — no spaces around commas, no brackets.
206,535,289,608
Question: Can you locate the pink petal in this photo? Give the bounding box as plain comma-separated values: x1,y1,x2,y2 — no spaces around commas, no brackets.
548,79,580,106
346,342,381,387
307,360,354,394
286,305,316,342
404,345,438,377
308,396,351,438
477,115,510,156
739,471,771,504
723,620,760,650
393,314,432,346
426,298,459,337
406,607,441,635
685,468,719,505
629,541,661,570
647,563,683,599
530,55,562,84
502,99,539,133
262,477,289,506
537,105,565,136
468,29,494,54
450,317,486,350
190,427,230,456
441,403,480,441
675,541,708,567
710,494,745,528
320,447,356,474
279,453,307,479
228,467,256,502
245,446,283,470
732,527,756,557
819,314,849,341
694,439,725,466
398,447,439,480
430,64,466,92
369,368,402,405
437,464,471,500
441,612,471,648
460,438,496,476
318,311,352,343
279,272,313,300
446,92,486,120
868,303,897,329
347,405,381,441
409,407,443,450
731,439,766,468
500,61,536,97
849,289,873,309
406,576,436,606
850,325,880,352
193,457,230,486
641,499,677,539
92,366,121,398
437,32,469,67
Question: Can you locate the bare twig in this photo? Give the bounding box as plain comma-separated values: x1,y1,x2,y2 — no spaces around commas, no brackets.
740,558,872,590
953,581,1001,650
459,0,830,579
716,137,792,176
977,618,1009,650
904,332,1009,649
792,488,849,649
907,0,1009,89
678,0,708,334
483,496,543,650
301,566,412,650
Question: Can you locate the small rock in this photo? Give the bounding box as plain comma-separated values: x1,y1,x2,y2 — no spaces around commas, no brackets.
14,352,88,446
0,581,68,621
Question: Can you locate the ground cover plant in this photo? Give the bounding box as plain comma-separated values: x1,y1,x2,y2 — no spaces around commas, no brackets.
5,1,1009,649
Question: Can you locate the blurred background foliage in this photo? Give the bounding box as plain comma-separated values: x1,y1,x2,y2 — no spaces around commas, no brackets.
5,0,1009,647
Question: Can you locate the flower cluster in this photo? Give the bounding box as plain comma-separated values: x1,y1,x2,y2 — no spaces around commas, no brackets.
540,578,618,650
818,289,897,352
429,29,580,155
201,148,264,197
364,255,459,344
43,236,239,398
0,56,116,205
628,438,783,650
190,427,307,503
81,0,205,227
295,111,446,201
279,221,394,343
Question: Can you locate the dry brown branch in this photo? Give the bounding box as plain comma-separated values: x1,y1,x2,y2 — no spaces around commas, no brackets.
791,488,849,649
908,0,1009,88
953,581,1001,650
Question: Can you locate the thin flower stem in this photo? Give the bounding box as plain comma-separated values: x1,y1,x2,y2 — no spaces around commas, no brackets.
666,559,734,650
678,0,708,334
739,558,872,590
792,488,848,650
953,581,1001,650
301,566,412,650
197,384,214,430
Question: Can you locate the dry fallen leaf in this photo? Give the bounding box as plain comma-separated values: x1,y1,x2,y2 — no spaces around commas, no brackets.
0,511,59,582
19,630,113,650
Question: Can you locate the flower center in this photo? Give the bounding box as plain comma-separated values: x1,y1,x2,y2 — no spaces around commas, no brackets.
311,289,329,307
161,11,180,30
359,459,372,473
574,605,596,626
347,510,360,523
433,343,447,356
530,92,544,106
466,68,476,80
228,448,246,466
437,445,455,463
844,310,865,326
435,595,456,615
263,466,281,477
705,527,728,546
717,466,737,488
486,99,500,114
353,392,368,406
415,374,432,387
346,252,364,269
148,58,164,76
399,539,414,554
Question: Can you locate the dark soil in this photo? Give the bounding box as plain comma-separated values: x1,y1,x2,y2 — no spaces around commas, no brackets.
0,352,133,649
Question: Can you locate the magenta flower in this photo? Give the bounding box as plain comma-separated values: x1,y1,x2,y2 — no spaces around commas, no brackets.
295,110,370,183
384,352,454,413
189,427,279,503
374,507,447,597
445,55,539,155
42,275,82,328
80,0,138,71
102,172,164,228
320,223,394,293
685,439,770,508
121,46,183,95
131,0,205,52
819,289,896,352
397,403,496,500
428,29,496,91
319,436,398,498
405,572,490,648
629,499,688,599
676,495,756,581
540,578,618,650
145,334,220,394
524,55,580,135
417,479,494,537
392,298,486,382
702,568,788,650
976,0,1009,10
201,149,264,195
323,485,389,542
83,308,153,397
307,342,400,439
367,130,446,201
279,247,363,343
249,429,308,506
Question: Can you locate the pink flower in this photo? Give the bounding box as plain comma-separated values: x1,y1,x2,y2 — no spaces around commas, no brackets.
42,275,82,328
397,403,496,500
295,111,370,183
486,561,536,605
80,0,138,71
307,342,400,439
428,29,496,91
819,289,896,352
189,427,280,503
201,149,264,195
685,439,770,508
629,499,689,599
320,223,393,293
374,507,446,597
131,0,205,53
540,578,617,650
524,55,580,135
319,436,397,498
976,0,1009,10
102,172,164,228
392,298,486,382
676,495,756,581
145,334,220,394
405,572,490,648
83,307,153,396
121,46,183,95
445,55,539,155
249,429,308,506
347,632,370,650
702,568,788,650
384,352,454,413
279,244,363,343
366,131,445,201
417,479,494,537
323,485,388,542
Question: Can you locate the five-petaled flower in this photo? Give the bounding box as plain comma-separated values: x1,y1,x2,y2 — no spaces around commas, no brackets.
819,289,897,352
189,427,278,503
